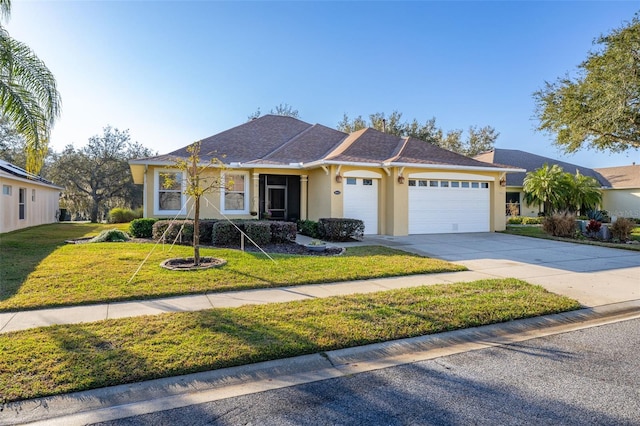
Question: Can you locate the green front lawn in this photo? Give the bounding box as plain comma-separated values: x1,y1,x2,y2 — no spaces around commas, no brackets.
504,225,640,250
0,278,580,403
0,223,465,311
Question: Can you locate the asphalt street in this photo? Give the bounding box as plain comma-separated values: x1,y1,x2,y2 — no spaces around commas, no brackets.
92,317,640,426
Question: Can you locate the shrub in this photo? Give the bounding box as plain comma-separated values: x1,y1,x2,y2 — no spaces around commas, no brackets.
507,216,523,225
129,218,158,238
610,217,635,241
298,219,320,238
108,208,136,223
586,209,604,222
585,219,602,236
318,218,364,241
212,221,242,245
89,229,130,243
542,212,576,237
152,220,194,244
270,221,297,243
244,221,272,246
522,216,543,225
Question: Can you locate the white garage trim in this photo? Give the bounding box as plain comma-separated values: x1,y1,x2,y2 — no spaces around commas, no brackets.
343,177,379,234
409,172,495,181
344,170,383,179
408,178,490,234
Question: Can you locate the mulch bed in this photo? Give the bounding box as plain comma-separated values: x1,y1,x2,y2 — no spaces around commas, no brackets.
68,237,344,256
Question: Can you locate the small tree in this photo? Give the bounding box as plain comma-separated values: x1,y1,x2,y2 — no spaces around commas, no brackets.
523,164,570,215
162,141,224,266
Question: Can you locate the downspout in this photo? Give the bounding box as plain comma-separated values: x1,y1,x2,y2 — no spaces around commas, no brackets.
143,165,148,218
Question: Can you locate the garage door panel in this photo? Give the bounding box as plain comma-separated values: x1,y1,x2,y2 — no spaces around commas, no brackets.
408,183,489,234
344,178,378,235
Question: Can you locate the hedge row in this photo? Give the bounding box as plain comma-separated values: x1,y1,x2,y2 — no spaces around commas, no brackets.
147,219,297,246
297,218,364,241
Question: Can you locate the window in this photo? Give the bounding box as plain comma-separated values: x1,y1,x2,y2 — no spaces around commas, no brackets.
363,179,373,186
156,170,184,214
19,188,26,220
418,180,428,187
461,182,470,188
222,172,249,213
2,185,11,196
471,182,479,188
346,177,357,185
440,181,449,188
451,181,460,188
408,179,416,187
481,182,489,189
32,189,36,202
429,180,438,187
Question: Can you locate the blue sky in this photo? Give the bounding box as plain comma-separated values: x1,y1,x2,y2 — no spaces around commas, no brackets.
7,1,640,168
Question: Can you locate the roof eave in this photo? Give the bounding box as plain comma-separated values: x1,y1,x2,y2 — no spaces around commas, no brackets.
385,161,526,173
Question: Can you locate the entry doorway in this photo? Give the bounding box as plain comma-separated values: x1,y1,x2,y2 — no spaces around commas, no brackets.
259,175,300,221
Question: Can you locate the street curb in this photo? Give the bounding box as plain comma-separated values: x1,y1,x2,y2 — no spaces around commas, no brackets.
3,300,639,426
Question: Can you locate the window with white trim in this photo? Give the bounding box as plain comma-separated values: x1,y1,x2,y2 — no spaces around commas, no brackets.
155,169,185,214
32,189,36,202
221,172,249,214
346,177,357,185
2,185,11,195
19,188,26,220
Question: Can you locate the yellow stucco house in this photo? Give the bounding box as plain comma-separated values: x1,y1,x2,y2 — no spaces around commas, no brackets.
129,115,523,236
0,160,63,233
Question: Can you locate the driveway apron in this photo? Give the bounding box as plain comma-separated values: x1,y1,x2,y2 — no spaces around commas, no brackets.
361,233,640,307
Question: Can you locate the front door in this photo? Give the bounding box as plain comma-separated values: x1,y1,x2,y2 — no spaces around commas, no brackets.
266,186,286,220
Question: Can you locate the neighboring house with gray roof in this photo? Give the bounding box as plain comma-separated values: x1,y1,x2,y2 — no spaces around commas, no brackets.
0,160,63,233
130,115,523,236
475,148,640,219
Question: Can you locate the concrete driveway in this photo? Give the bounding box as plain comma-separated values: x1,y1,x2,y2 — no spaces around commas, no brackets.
361,233,640,307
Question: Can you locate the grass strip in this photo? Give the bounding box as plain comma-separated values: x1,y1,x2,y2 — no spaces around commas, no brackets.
0,224,464,311
0,278,580,403
503,225,640,251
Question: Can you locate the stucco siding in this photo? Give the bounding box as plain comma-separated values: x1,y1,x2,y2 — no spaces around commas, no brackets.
602,189,640,219
0,175,60,233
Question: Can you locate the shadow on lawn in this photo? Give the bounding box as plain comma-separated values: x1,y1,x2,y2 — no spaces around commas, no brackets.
0,223,108,303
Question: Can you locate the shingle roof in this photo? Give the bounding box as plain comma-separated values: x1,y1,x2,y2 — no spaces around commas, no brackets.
594,164,640,188
474,149,609,187
168,115,313,163
326,128,405,163
132,116,516,171
393,137,503,168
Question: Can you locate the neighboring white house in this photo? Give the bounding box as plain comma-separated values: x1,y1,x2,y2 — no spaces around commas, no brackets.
0,160,63,233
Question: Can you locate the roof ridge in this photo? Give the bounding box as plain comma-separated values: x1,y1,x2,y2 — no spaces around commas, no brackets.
261,122,317,160
323,127,369,160
385,136,410,162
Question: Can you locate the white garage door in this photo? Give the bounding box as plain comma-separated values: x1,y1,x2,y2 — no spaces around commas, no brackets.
409,179,490,234
343,177,378,234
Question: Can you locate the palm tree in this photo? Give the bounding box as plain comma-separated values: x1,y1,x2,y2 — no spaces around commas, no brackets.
523,163,570,215
566,170,602,214
0,0,61,174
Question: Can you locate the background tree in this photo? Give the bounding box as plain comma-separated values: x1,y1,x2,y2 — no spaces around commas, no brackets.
337,111,499,156
48,126,153,222
523,165,602,215
534,15,640,153
248,103,299,121
0,0,61,174
565,171,602,214
522,164,570,215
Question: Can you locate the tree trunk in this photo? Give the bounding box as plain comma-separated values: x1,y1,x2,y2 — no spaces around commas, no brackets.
193,195,200,266
90,200,100,223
